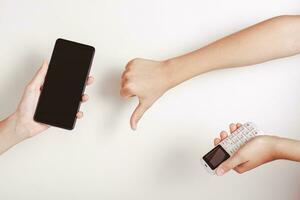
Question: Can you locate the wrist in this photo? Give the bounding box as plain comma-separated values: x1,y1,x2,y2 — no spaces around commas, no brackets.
162,58,188,89
269,136,282,160
255,135,280,160
272,136,300,161
163,54,211,89
0,114,28,154
272,136,288,160
160,60,177,90
3,113,30,141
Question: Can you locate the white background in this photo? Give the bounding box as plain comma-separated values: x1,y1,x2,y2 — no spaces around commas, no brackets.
0,0,299,199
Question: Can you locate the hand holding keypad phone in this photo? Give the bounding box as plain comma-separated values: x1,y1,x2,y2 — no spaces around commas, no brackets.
34,38,95,130
201,122,263,175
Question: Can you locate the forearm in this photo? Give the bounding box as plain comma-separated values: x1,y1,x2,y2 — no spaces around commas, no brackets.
165,15,300,87
274,137,300,162
0,114,27,155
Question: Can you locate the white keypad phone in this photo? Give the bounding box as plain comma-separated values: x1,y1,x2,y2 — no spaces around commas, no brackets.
201,122,262,175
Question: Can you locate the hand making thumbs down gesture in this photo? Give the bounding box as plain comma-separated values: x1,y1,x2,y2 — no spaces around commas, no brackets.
120,58,173,130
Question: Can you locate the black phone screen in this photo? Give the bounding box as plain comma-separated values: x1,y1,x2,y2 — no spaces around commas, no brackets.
34,38,95,130
203,145,230,170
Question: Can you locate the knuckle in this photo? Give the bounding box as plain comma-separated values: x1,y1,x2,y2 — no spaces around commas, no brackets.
127,58,141,68
123,72,132,80
221,130,227,134
125,63,132,70
125,82,135,90
131,58,142,64
123,84,135,94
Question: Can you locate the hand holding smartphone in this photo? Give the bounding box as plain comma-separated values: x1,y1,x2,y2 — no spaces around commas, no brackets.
34,38,95,130
201,122,262,175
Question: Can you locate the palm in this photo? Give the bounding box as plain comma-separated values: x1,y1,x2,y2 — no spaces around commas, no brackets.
15,62,50,138
17,85,49,137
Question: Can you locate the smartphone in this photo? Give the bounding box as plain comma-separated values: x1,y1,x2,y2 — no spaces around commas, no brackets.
34,38,95,130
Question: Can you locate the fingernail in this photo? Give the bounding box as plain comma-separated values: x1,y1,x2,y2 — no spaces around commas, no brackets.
216,168,224,176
